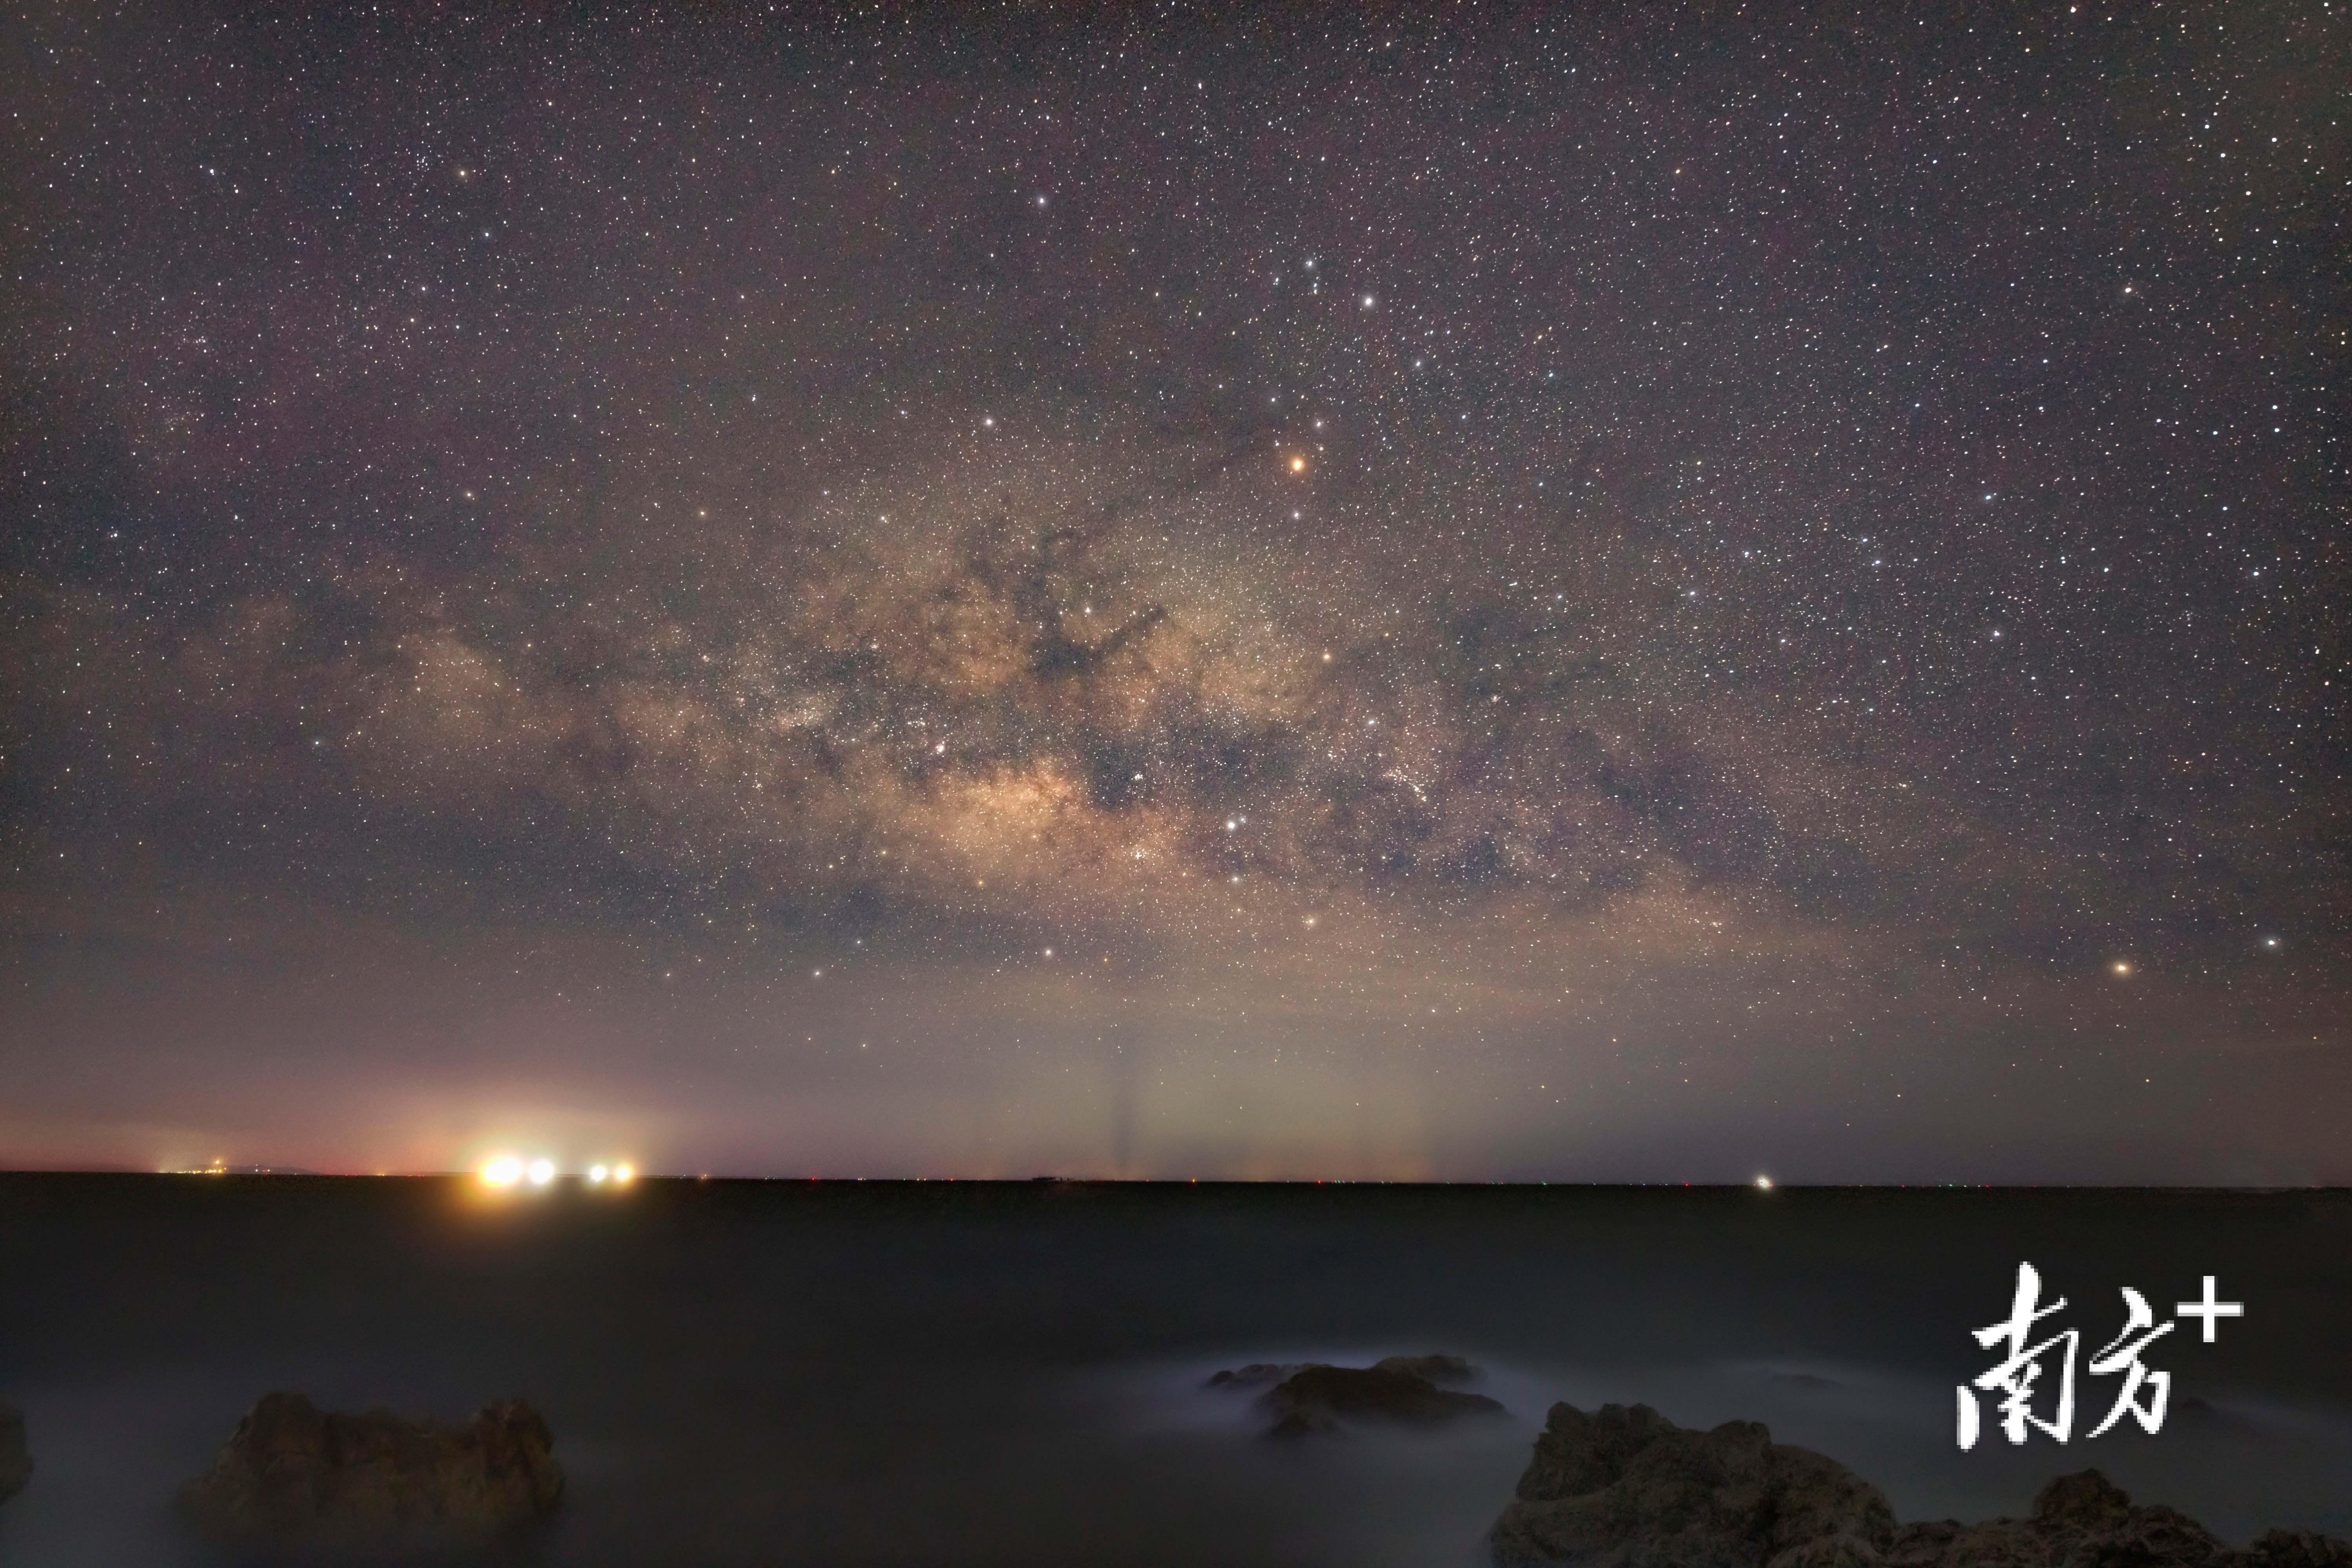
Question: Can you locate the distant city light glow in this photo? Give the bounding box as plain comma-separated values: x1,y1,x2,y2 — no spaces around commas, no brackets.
588,1164,610,1184
480,1156,522,1187
613,1163,635,1185
527,1159,555,1186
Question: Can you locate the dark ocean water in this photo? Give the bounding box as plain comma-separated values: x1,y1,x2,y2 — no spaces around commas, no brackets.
1,1177,2347,1565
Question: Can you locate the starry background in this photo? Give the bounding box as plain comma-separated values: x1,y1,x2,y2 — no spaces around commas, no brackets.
2,1,2345,1181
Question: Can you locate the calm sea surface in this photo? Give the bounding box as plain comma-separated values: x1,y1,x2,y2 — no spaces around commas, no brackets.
2,1177,2347,1565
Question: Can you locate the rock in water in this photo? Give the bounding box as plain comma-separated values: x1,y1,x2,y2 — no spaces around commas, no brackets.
2236,1533,2352,1568
1885,1470,2352,1568
1490,1402,2352,1568
1205,1362,1303,1390
1205,1353,1482,1397
181,1392,563,1548
1884,1469,2217,1568
1490,1402,1894,1567
1261,1363,1506,1437
0,1402,29,1504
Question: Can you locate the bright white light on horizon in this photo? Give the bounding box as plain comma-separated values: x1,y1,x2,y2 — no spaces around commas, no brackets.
480,1156,522,1187
1755,1175,1774,1190
588,1164,610,1185
613,1163,635,1185
527,1159,555,1186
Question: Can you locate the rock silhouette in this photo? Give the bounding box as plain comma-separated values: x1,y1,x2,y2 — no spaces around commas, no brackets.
1491,1401,2352,1568
1886,1468,2352,1568
1205,1361,1304,1390
1492,1401,1891,1566
1259,1361,1506,1437
180,1392,563,1549
1206,1353,1481,1395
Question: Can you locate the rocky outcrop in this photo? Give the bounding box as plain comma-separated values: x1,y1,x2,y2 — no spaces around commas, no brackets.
1207,1353,1480,1394
1207,1362,1305,1390
1882,1468,2218,1568
1491,1402,2352,1568
1205,1354,1503,1435
0,1403,29,1505
180,1392,562,1548
1261,1363,1507,1437
1491,1402,1893,1567
2232,1534,2352,1568
1885,1469,2352,1568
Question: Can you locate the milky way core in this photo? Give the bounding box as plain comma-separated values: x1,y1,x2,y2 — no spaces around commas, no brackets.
3,4,2344,1181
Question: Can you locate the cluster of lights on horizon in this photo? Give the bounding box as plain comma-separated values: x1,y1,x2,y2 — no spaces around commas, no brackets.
478,1156,635,1190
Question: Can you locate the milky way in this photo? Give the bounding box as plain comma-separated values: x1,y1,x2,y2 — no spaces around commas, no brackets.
3,4,2345,1180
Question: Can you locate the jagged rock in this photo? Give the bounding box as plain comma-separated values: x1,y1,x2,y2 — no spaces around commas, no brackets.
2238,1532,2352,1568
1886,1469,2220,1568
1491,1402,1894,1567
1887,1469,2352,1568
1260,1363,1507,1437
1207,1353,1481,1392
0,1403,29,1505
180,1392,562,1548
1206,1362,1305,1390
1491,1402,2352,1568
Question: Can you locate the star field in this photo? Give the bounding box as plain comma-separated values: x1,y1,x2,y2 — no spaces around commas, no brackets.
2,2,2345,1180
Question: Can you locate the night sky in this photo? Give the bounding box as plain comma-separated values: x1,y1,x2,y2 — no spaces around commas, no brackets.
4,2,2345,1182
